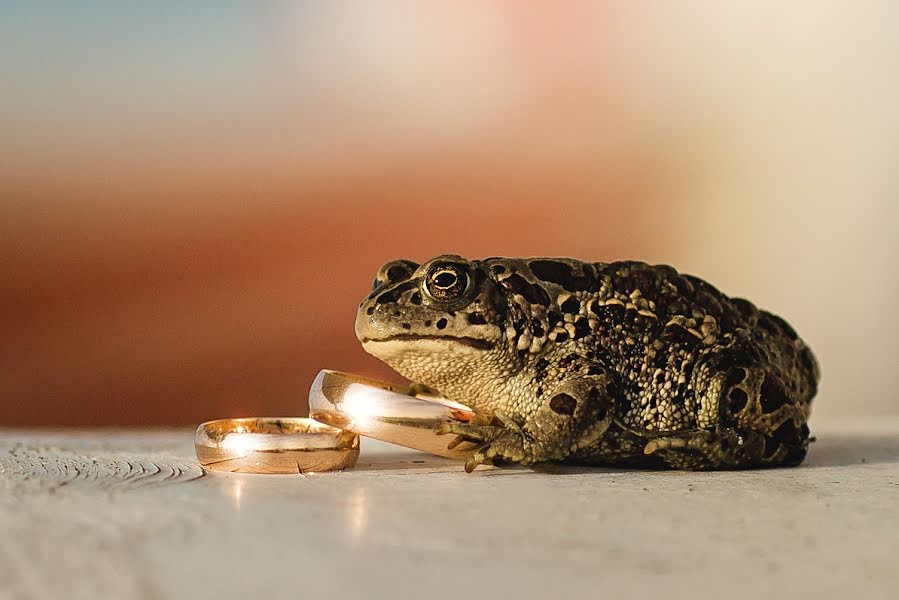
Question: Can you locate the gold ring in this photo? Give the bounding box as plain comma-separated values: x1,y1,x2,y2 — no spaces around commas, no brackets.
308,369,490,460
195,417,359,474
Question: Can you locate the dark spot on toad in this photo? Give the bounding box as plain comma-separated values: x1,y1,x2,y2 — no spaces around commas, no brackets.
530,260,596,292
728,387,748,413
503,274,551,306
573,318,591,340
560,296,580,313
467,312,488,325
529,260,571,286
549,393,577,415
436,318,448,330
725,368,746,388
386,264,411,283
376,281,416,305
548,310,563,327
760,375,790,413
587,387,609,420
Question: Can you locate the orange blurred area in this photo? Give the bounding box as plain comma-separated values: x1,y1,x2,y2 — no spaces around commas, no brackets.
2,3,897,425
1,171,654,426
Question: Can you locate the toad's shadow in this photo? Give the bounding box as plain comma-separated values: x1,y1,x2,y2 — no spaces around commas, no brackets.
802,432,899,468
535,432,899,473
346,453,463,473
347,431,899,474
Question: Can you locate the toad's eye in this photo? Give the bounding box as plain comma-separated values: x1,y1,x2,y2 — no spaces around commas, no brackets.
434,271,457,288
424,264,469,302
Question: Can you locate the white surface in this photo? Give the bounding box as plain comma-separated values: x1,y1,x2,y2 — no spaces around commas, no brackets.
1,419,898,600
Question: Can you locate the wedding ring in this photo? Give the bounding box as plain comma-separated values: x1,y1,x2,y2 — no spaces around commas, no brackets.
308,369,490,460
195,417,359,473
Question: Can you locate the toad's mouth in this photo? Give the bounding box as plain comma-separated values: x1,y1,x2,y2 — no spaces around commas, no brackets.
360,334,494,350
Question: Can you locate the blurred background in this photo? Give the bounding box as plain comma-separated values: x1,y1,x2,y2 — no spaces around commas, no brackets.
1,2,896,426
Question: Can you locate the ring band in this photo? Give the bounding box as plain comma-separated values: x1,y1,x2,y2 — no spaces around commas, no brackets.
195,417,359,473
308,369,489,460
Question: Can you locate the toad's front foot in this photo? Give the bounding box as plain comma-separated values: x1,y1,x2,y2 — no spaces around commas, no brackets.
434,420,534,472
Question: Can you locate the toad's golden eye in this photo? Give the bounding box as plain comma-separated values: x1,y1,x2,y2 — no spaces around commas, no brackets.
424,265,469,302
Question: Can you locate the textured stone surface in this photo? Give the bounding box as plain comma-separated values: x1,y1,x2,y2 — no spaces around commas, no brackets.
1,419,897,600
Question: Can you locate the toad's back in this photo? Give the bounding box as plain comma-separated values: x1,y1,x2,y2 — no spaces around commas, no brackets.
582,261,816,426
486,258,819,466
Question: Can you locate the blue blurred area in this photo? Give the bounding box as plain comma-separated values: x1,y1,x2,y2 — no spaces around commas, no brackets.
1,3,275,135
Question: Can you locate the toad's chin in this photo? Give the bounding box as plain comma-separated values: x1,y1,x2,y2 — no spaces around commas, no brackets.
359,335,497,389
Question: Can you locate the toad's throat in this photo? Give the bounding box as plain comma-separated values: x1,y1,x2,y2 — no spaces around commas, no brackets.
362,334,494,350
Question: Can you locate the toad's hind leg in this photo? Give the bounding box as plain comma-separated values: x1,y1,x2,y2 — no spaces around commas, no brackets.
643,427,766,469
648,357,811,469
722,363,810,467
